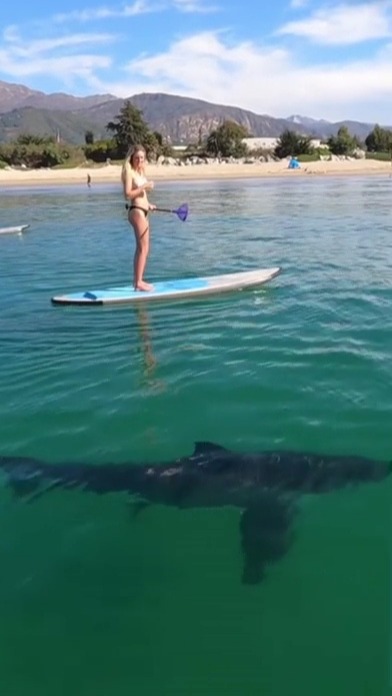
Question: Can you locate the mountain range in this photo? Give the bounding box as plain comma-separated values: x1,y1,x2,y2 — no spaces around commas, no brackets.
0,79,389,146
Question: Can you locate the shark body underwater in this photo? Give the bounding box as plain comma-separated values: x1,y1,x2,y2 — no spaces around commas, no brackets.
0,441,390,584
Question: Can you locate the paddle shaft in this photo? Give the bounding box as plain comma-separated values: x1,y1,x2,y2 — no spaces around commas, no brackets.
153,203,188,221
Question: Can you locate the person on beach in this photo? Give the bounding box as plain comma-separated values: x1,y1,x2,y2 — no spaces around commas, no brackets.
121,144,156,291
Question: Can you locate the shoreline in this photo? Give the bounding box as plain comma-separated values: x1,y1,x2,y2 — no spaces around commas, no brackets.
0,159,391,188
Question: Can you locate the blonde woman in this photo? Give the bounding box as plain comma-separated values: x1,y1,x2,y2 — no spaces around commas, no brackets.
122,144,156,291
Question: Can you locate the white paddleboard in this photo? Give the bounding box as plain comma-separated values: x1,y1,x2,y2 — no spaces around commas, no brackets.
51,267,281,306
0,224,30,235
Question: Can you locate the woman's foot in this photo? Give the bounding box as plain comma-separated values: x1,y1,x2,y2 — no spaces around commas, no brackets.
135,280,154,292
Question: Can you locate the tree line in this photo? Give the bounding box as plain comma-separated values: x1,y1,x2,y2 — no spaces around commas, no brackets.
0,100,391,168
273,125,392,159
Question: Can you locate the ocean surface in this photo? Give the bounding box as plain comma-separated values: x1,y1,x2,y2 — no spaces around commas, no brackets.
0,174,391,695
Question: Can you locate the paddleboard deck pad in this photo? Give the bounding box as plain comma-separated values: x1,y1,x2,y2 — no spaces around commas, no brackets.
51,267,281,306
0,224,30,235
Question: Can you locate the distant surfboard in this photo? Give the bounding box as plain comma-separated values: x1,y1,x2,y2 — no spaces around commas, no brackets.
51,267,281,306
0,224,30,235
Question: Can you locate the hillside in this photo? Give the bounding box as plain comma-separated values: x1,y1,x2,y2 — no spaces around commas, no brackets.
0,79,116,113
0,107,111,145
286,115,386,142
0,79,390,146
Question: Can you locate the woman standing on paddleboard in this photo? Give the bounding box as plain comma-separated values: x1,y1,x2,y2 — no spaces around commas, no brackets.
122,144,156,291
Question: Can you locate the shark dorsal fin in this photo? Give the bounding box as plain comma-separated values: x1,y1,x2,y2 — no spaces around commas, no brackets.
193,442,228,456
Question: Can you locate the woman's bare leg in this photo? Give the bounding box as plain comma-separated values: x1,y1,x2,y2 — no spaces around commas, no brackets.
130,211,153,291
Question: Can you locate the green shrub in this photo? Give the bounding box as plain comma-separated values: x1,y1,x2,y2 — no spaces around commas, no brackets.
297,153,321,162
365,151,392,161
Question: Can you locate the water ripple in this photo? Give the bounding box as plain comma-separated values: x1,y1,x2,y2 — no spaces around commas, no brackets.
0,178,391,463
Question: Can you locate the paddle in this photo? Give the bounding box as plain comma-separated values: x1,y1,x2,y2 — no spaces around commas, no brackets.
153,203,188,222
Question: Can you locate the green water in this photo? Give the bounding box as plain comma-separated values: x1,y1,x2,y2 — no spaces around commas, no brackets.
0,177,391,695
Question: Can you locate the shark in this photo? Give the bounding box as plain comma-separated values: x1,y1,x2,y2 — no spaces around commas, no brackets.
0,441,390,584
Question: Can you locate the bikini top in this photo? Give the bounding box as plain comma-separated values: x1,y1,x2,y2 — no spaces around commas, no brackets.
132,171,147,190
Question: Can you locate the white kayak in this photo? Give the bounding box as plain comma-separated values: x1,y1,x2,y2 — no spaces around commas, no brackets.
0,224,30,235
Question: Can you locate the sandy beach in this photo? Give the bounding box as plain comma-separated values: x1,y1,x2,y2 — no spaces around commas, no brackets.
0,157,391,187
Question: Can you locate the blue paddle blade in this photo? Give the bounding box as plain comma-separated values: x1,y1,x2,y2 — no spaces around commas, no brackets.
153,203,189,221
176,203,188,221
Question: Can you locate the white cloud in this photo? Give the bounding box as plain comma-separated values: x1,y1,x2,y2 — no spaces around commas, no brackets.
0,0,220,83
52,0,157,24
51,0,216,24
7,33,115,58
172,0,219,12
1,12,392,122
3,25,20,43
277,1,392,45
0,50,111,81
290,0,310,8
0,26,114,83
90,30,392,121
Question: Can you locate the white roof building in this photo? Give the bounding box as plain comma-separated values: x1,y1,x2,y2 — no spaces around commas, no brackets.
243,136,325,150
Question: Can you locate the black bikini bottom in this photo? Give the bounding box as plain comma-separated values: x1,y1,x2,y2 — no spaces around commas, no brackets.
125,204,148,217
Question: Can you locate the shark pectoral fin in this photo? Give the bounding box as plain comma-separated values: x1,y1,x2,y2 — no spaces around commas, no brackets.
127,498,151,520
240,493,296,585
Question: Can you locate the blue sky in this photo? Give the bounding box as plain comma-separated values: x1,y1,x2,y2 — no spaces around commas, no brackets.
1,0,392,123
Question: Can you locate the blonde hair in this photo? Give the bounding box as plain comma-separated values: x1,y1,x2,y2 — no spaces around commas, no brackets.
122,144,146,181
